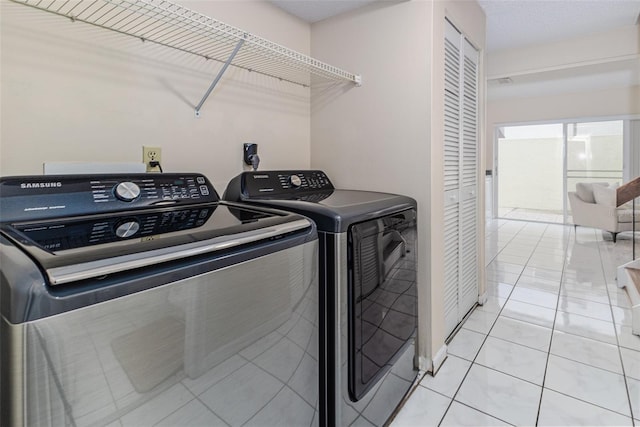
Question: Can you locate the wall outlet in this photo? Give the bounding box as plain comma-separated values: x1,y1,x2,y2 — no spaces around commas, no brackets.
142,146,162,172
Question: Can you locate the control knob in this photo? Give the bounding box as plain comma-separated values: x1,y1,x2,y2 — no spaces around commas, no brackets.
115,220,140,238
289,175,302,188
115,182,141,202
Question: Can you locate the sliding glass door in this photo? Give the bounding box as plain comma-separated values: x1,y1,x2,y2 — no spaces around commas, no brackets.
566,121,624,222
496,119,624,224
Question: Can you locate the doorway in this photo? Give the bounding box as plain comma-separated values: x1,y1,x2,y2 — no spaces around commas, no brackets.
495,120,624,224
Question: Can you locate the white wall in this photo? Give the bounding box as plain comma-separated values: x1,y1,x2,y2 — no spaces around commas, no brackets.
310,0,433,366
486,25,640,170
0,0,311,191
487,26,639,80
310,1,431,194
310,0,485,370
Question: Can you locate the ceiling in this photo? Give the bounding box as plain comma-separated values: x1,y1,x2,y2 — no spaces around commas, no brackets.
270,0,640,53
269,0,379,24
478,0,640,53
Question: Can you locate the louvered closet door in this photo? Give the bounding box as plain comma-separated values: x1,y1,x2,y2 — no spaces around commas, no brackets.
443,21,461,335
458,40,479,320
443,20,480,337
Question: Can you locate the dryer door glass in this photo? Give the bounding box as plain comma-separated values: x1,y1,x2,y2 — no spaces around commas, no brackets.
347,209,417,401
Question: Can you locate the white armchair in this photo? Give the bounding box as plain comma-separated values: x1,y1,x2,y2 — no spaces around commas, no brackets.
569,182,640,243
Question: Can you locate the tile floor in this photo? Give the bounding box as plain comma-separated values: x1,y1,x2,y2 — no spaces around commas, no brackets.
497,208,567,224
392,219,640,426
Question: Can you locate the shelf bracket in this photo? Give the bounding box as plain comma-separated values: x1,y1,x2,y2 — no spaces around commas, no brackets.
195,36,246,118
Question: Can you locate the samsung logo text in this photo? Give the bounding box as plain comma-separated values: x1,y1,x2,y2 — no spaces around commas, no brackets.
21,182,63,189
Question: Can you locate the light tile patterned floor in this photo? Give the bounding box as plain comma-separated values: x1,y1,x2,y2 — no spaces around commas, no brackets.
497,208,566,224
392,219,640,426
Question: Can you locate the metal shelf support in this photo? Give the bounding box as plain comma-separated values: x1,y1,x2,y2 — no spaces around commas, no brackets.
195,36,245,118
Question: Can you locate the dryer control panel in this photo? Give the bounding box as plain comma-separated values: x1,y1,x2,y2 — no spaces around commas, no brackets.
0,173,219,222
231,170,334,199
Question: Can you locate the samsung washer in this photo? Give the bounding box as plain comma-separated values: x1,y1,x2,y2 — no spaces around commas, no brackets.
225,170,419,427
0,173,319,426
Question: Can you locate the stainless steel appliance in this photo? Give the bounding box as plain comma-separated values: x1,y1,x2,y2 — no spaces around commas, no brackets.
224,170,418,427
0,173,319,426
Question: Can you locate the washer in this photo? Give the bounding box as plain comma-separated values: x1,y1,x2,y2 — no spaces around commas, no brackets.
225,170,418,427
0,173,319,426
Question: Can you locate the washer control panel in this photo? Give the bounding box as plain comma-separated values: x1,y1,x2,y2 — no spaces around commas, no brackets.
239,170,334,198
0,173,219,222
13,206,215,250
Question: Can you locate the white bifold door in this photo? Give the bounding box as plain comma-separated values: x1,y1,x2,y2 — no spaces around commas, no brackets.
443,19,480,337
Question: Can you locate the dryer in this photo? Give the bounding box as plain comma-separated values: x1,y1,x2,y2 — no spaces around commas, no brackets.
225,170,419,427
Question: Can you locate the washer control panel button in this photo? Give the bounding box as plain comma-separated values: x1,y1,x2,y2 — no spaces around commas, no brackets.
115,220,140,238
115,182,141,202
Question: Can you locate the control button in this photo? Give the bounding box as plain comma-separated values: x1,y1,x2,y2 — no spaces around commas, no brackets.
290,175,302,188
200,185,210,196
115,182,141,202
197,177,206,184
115,220,140,238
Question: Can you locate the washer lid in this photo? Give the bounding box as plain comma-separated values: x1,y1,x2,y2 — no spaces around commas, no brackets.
1,202,313,285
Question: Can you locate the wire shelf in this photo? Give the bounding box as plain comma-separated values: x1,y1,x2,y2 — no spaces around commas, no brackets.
10,0,362,89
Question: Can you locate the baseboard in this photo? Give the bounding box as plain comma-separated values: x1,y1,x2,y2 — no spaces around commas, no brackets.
418,343,448,375
478,290,488,305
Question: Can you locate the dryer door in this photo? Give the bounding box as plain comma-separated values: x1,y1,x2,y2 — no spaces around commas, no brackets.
347,209,417,401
